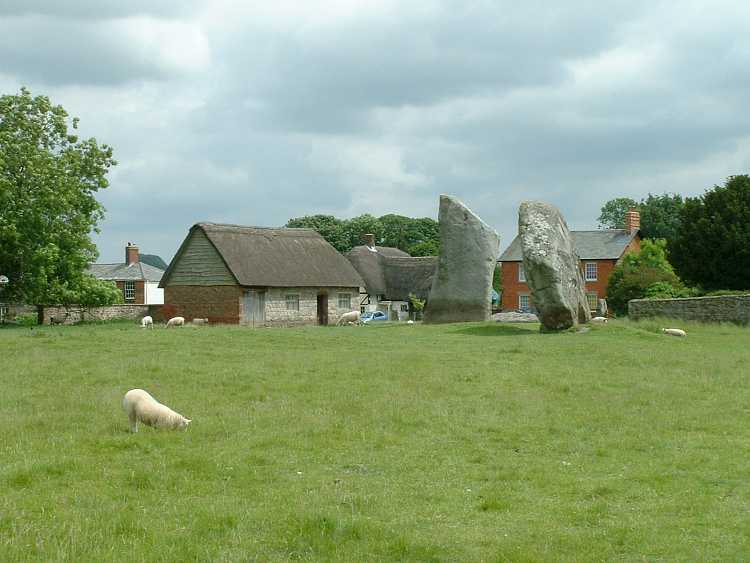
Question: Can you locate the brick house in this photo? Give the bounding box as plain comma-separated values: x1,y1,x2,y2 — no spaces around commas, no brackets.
159,223,365,325
346,234,437,320
499,210,641,312
87,243,165,305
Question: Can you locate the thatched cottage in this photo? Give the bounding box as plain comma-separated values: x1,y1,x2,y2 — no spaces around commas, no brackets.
160,223,364,325
347,234,437,320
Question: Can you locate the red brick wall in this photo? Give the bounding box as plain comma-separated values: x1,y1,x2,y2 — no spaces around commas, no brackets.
501,258,622,311
164,285,242,324
115,280,145,305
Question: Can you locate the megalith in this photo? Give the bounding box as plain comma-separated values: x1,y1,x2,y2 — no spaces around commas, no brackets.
519,201,590,331
423,195,500,323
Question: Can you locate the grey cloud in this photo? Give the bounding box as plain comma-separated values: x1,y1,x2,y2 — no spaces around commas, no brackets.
0,0,199,20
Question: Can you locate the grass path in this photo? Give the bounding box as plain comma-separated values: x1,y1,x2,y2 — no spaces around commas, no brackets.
1,320,749,561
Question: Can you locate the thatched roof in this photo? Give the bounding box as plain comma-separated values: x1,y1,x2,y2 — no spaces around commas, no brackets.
164,223,364,288
347,245,437,301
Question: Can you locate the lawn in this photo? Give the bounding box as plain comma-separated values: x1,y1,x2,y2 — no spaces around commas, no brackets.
1,319,749,561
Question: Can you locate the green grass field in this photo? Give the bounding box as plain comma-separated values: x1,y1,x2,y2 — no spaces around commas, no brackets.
1,319,749,561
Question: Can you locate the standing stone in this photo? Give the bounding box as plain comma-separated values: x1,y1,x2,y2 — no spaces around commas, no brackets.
423,195,500,323
519,201,590,331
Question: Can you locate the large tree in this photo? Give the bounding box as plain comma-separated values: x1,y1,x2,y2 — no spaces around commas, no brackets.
0,88,118,304
670,175,750,290
597,193,685,242
285,212,439,255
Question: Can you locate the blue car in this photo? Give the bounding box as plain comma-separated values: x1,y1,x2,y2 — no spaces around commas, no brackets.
361,311,388,323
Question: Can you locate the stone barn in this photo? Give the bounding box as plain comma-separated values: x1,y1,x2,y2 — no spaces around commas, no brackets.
160,223,364,326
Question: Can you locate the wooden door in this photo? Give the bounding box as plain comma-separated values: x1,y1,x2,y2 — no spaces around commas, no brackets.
317,294,328,325
244,290,266,326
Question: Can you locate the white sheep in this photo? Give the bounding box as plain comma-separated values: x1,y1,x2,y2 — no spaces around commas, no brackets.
165,316,185,328
122,389,191,433
336,310,361,326
140,315,153,329
590,316,608,323
662,328,686,337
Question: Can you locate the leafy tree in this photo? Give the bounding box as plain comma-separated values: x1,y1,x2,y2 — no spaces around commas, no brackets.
597,197,637,229
0,88,118,304
285,212,440,255
670,175,750,290
606,239,683,315
638,193,684,241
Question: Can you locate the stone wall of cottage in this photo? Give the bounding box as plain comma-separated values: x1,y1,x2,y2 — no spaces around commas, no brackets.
261,287,360,326
629,295,750,325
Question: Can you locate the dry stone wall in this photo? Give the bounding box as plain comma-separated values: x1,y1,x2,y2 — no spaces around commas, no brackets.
629,295,750,325
42,304,154,325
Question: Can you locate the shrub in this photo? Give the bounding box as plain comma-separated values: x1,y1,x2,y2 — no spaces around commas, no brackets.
607,239,683,315
644,282,700,299
16,313,38,327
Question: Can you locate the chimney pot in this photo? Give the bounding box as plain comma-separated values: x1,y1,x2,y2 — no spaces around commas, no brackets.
126,243,139,265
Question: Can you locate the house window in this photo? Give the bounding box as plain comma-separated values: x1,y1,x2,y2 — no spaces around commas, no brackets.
0,304,7,323
124,281,135,301
585,262,598,281
285,294,299,311
338,293,351,310
519,294,530,311
518,264,526,282
587,293,598,311
400,303,409,312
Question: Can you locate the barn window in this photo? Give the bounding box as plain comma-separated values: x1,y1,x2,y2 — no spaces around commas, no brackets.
338,293,351,309
124,281,135,301
285,294,300,311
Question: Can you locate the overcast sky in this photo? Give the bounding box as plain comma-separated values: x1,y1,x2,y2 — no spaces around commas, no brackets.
2,1,749,263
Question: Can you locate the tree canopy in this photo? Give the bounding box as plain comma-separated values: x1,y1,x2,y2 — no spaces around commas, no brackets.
285,213,440,256
670,175,750,290
597,193,685,242
0,88,118,305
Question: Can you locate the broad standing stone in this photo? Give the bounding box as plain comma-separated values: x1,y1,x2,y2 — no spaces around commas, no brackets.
424,195,500,323
519,201,590,331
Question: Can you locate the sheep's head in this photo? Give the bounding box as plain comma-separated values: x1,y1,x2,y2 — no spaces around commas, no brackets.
179,417,192,430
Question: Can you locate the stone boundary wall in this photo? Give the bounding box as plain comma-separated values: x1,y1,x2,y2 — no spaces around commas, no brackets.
629,295,750,325
42,304,162,325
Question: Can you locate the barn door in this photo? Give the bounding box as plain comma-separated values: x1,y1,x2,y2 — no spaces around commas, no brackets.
244,290,266,326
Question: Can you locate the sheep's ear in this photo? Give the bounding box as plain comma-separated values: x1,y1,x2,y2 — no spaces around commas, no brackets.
186,419,192,424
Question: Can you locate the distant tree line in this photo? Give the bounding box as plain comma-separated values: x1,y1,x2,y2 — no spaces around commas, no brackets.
285,213,440,256
600,175,750,311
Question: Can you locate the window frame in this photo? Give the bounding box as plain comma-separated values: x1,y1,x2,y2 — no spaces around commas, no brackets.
586,293,599,311
519,294,530,311
585,262,598,282
124,280,136,301
285,293,300,311
518,263,526,282
337,292,352,310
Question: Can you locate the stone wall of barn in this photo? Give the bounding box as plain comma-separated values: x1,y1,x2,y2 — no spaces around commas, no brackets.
629,295,750,324
164,285,243,324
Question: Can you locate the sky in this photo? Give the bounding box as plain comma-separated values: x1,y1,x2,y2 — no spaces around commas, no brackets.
2,1,749,263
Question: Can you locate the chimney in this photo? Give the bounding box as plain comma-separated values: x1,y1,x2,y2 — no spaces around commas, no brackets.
126,242,139,265
624,209,640,233
363,233,375,248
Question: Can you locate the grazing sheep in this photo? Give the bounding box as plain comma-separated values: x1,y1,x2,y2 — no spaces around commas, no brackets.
165,316,185,328
336,310,361,326
141,315,153,329
590,316,608,324
122,389,191,433
662,328,686,337
192,318,208,326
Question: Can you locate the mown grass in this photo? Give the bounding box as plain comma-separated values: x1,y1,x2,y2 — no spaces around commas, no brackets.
1,319,749,561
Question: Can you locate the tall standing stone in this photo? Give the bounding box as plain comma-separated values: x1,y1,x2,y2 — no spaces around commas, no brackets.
519,201,590,331
423,195,500,323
